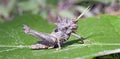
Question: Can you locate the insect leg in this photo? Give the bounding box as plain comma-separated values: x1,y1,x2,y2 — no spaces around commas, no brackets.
56,39,61,50
23,25,56,49
29,41,55,49
71,33,84,43
23,25,56,43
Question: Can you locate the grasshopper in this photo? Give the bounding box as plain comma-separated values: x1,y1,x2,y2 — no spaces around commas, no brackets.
23,7,90,50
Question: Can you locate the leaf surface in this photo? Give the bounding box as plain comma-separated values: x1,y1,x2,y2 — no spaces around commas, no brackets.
0,14,120,59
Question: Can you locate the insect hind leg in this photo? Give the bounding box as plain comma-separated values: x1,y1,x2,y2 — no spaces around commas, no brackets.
29,41,55,49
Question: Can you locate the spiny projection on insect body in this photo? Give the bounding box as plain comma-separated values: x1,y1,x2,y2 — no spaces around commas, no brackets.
23,6,90,50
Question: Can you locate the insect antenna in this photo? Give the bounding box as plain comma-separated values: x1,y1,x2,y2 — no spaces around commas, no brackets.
74,6,91,22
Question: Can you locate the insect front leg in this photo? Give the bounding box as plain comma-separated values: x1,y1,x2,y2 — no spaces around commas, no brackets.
71,33,84,43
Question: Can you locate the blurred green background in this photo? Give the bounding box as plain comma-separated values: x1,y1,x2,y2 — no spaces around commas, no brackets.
0,0,120,59
0,0,120,22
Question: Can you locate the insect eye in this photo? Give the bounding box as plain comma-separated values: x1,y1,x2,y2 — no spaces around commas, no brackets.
54,29,58,32
65,27,68,29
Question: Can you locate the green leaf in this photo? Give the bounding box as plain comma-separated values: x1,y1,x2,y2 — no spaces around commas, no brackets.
0,14,120,59
109,15,120,35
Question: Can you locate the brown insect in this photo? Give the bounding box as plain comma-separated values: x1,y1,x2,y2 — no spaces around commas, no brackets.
23,7,90,50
